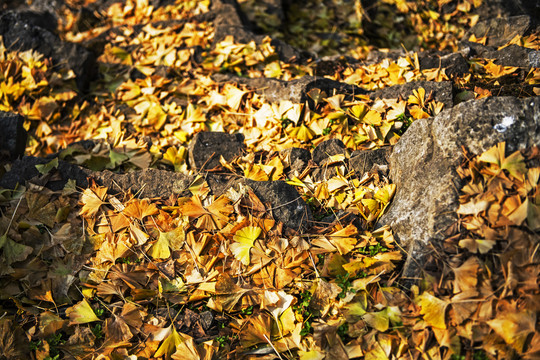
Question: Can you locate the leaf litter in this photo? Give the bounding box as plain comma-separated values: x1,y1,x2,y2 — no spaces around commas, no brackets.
0,0,539,359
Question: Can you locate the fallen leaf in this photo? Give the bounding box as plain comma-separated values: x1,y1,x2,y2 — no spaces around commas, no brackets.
230,226,261,266
66,299,101,325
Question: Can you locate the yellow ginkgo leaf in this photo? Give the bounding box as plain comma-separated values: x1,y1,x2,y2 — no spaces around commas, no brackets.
154,326,184,359
230,226,261,266
79,186,108,217
287,124,315,142
149,227,185,259
478,142,504,167
408,87,426,107
416,292,449,329
66,299,100,325
163,146,187,172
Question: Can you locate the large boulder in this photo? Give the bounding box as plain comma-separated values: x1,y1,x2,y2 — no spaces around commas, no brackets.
379,96,540,277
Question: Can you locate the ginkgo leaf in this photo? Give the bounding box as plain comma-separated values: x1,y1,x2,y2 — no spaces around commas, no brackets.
188,176,210,198
66,299,100,325
224,84,247,111
0,234,33,272
287,124,315,142
502,149,526,179
478,142,504,166
163,146,187,172
458,238,496,254
80,186,108,217
408,87,426,107
457,199,490,216
328,224,358,255
154,326,184,359
149,227,185,259
264,61,282,78
104,314,133,343
363,311,389,332
108,150,129,169
298,350,326,360
488,310,536,352
35,157,58,175
123,199,159,220
239,313,273,348
528,200,540,230
261,290,295,322
362,110,382,126
171,334,203,360
477,141,526,178
416,292,449,329
230,226,261,266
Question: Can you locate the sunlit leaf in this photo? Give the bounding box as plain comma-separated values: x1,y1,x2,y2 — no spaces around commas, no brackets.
66,299,100,325
416,292,449,329
230,226,261,266
154,326,184,359
149,227,185,259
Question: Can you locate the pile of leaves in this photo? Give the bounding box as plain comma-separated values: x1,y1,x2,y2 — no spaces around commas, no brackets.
0,0,539,359
1,142,539,359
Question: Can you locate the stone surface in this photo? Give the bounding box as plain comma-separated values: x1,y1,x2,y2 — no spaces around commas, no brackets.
418,52,470,77
349,147,391,176
0,11,97,91
280,147,311,177
369,81,453,109
379,96,540,278
188,132,245,171
206,174,312,231
0,156,193,198
463,15,531,48
0,111,27,160
246,179,312,232
212,74,367,104
312,139,347,165
482,45,540,69
0,153,310,231
472,1,539,25
211,0,304,62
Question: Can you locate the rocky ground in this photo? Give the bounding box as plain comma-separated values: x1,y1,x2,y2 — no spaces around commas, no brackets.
0,0,539,359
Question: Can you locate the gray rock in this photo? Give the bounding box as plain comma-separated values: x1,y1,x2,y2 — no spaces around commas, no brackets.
379,96,540,278
483,45,540,69
188,132,245,171
0,11,97,91
463,15,531,48
246,179,312,232
472,2,539,27
210,0,304,62
212,74,367,104
0,156,193,198
206,173,312,232
349,147,391,177
312,139,347,165
369,81,453,109
0,111,27,160
0,155,310,232
280,147,311,177
462,41,540,69
418,52,470,77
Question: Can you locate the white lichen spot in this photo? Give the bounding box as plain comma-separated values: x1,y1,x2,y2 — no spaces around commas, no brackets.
494,115,515,133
